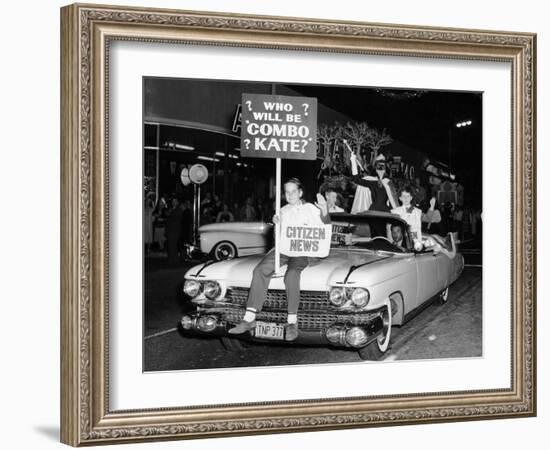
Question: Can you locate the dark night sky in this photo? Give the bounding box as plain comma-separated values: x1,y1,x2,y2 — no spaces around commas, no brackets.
145,77,482,182
285,83,482,179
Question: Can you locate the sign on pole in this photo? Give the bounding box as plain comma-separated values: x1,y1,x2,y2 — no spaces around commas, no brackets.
240,94,318,160
240,93,318,272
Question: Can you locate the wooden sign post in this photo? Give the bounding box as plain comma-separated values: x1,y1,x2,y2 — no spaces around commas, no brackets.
275,158,281,272
240,93,318,273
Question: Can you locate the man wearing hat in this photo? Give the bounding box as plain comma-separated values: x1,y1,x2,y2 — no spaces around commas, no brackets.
350,152,398,212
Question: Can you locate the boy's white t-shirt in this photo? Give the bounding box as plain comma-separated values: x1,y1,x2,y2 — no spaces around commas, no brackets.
280,202,324,231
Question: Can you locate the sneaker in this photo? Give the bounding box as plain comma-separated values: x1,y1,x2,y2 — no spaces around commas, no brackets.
285,323,298,341
228,320,256,334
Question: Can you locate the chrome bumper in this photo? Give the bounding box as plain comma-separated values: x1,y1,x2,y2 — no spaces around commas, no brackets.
179,310,385,348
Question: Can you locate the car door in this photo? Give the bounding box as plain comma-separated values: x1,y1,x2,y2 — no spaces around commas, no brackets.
414,250,440,307
431,250,453,291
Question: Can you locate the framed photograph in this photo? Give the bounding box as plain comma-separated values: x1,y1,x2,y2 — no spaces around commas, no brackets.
60,3,536,446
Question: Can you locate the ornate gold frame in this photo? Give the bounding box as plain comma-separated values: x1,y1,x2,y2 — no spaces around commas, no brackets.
60,3,536,446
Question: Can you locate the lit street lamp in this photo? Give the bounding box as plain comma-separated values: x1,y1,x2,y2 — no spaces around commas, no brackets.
449,119,473,169
456,120,472,128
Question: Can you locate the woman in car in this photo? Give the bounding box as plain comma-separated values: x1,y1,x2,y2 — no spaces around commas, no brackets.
391,185,422,251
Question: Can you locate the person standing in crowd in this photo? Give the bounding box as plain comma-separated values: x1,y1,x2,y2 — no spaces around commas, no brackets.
453,205,464,240
165,197,184,264
440,202,455,235
324,188,345,213
421,196,442,234
200,207,211,225
412,177,426,206
153,195,169,251
232,201,241,221
212,194,222,217
263,198,275,223
228,178,330,341
350,152,398,212
462,206,471,240
180,199,193,254
471,208,482,237
254,199,263,221
143,192,156,255
201,192,212,210
216,203,234,223
240,197,257,222
391,186,422,250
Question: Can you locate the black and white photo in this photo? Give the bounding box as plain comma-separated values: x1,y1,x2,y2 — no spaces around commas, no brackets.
142,77,483,371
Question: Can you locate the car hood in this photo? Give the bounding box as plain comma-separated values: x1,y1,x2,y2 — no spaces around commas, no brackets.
186,248,400,290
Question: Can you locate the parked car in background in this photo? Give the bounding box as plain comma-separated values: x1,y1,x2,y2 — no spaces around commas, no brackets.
182,212,464,360
198,221,272,261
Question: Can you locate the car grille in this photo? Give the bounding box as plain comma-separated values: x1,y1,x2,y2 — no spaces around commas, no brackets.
218,288,378,330
225,287,329,312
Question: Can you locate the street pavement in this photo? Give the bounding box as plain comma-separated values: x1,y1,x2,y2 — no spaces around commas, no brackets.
143,249,483,371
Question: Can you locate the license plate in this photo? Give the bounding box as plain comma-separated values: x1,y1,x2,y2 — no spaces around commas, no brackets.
254,321,285,340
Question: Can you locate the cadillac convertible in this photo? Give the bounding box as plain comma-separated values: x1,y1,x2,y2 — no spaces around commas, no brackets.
180,212,464,360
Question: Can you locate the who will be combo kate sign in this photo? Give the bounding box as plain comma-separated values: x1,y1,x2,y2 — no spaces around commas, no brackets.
240,93,318,160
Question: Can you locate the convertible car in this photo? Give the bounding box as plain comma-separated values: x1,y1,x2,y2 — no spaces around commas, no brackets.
180,212,464,360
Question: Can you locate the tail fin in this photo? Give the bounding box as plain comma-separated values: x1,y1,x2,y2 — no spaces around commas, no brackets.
442,232,457,259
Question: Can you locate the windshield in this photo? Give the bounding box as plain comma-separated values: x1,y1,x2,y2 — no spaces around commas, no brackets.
330,215,411,253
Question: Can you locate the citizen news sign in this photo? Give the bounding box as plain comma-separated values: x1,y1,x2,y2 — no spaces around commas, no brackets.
279,224,332,258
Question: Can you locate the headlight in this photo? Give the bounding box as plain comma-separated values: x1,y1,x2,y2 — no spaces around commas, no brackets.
329,287,346,306
183,280,202,298
345,327,368,347
203,281,222,300
180,315,194,330
197,315,218,332
326,326,346,345
350,288,370,307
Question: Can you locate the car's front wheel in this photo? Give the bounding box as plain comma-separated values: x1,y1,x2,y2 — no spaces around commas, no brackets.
358,302,392,361
212,241,237,261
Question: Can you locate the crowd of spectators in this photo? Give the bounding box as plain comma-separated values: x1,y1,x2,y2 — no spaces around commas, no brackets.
323,161,483,242
199,194,275,225
144,165,483,263
144,191,277,262
143,193,192,262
